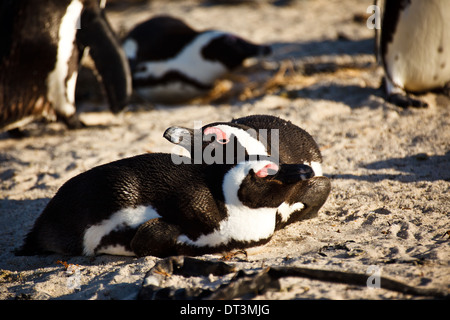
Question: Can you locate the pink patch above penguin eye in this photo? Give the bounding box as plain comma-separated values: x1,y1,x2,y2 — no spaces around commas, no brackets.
255,163,279,178
203,127,229,144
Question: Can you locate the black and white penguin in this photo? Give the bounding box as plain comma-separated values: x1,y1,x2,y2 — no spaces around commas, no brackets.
0,0,131,132
122,15,272,103
164,114,331,229
377,0,450,108
16,152,314,257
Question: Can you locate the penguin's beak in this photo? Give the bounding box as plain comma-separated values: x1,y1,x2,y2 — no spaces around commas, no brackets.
76,3,132,113
258,44,272,57
164,126,194,148
239,40,272,59
272,164,315,184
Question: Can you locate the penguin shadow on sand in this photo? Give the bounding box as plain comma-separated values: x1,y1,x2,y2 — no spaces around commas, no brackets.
186,36,381,107
332,151,450,183
268,33,450,109
0,198,52,272
265,37,385,109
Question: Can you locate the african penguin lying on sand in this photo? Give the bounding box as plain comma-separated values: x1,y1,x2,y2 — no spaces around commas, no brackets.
122,15,272,103
164,114,331,230
0,0,131,132
377,0,450,108
16,150,314,257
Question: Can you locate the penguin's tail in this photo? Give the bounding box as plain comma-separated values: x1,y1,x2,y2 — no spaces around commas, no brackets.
14,231,43,256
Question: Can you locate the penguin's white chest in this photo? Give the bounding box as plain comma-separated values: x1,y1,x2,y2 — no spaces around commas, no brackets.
177,161,278,248
385,0,450,91
177,206,277,248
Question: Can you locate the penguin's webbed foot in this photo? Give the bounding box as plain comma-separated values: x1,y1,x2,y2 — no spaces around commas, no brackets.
387,93,428,108
59,113,87,130
440,82,450,97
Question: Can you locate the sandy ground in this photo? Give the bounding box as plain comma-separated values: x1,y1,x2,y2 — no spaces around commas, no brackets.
0,0,449,300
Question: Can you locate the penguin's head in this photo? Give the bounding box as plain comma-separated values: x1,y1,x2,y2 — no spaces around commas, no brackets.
201,33,272,70
164,122,273,165
223,160,314,209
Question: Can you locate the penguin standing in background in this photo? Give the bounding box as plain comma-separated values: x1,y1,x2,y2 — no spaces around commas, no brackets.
122,15,272,103
0,0,132,132
16,152,314,257
164,114,331,229
377,0,450,108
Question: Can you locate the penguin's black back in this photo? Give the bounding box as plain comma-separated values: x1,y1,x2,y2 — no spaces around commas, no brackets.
18,154,166,255
232,114,322,164
17,153,228,255
126,15,199,62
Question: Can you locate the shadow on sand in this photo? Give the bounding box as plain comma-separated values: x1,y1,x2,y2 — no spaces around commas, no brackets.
330,152,450,182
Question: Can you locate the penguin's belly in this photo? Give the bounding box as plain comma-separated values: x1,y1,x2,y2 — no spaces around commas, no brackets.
46,0,83,117
135,82,208,103
83,205,161,256
385,0,450,92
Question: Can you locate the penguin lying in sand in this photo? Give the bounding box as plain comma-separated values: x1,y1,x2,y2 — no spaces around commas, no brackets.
377,0,450,108
164,114,331,229
122,15,272,103
16,148,314,257
0,0,131,132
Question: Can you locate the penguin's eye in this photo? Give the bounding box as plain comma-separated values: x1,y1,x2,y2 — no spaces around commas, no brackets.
255,163,279,178
204,126,229,144
216,137,229,144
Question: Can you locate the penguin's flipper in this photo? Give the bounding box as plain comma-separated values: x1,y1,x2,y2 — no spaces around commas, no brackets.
76,2,132,113
131,218,181,258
